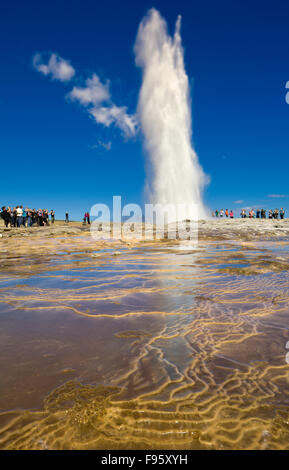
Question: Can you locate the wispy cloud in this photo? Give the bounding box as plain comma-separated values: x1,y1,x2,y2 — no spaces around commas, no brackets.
233,200,244,204
68,74,110,105
241,205,263,210
33,53,75,82
268,194,288,198
90,140,112,151
33,52,137,139
89,105,137,138
68,75,137,138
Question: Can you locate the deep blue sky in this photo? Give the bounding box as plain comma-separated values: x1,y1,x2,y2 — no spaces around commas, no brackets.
1,0,289,220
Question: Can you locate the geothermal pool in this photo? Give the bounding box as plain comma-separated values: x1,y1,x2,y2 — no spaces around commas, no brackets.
0,234,289,450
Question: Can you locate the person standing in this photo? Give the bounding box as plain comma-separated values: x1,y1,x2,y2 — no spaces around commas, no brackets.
37,208,43,226
16,205,23,227
43,210,49,226
7,207,12,227
1,206,11,227
32,209,37,225
225,209,229,218
256,209,260,219
27,208,31,227
65,211,69,223
50,210,55,224
280,208,285,219
11,207,16,227
229,210,234,218
22,207,27,227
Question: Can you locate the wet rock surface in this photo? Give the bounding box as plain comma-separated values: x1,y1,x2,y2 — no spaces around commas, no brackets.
1,219,288,242
0,222,289,449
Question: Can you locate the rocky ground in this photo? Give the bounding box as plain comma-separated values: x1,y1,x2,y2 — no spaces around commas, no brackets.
0,218,289,242
197,218,289,241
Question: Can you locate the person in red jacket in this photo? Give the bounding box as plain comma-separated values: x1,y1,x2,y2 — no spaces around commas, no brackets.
84,212,90,224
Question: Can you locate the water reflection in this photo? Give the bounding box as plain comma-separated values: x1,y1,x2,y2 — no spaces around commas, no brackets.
0,236,289,449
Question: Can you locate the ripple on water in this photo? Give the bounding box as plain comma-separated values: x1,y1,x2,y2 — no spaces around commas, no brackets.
0,236,289,449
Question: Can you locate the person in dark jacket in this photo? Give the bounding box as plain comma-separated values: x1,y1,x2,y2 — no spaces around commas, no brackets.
1,206,11,227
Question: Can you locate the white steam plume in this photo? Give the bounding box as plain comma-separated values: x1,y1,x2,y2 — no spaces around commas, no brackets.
134,9,209,220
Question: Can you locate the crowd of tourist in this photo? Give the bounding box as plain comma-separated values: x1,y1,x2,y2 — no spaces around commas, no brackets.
0,207,92,227
213,208,286,219
0,206,55,227
1,205,286,227
213,209,235,218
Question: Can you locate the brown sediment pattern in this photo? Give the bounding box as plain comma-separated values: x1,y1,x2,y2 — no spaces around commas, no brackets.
0,230,289,449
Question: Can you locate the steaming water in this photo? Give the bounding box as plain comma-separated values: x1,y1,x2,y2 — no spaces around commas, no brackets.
134,9,208,221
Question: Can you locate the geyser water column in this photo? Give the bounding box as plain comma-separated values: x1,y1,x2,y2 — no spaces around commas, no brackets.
134,9,208,221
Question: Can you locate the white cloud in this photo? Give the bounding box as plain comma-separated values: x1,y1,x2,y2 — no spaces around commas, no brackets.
89,104,137,138
90,140,112,151
241,205,263,211
69,75,137,138
268,194,288,198
33,52,137,138
68,74,110,105
33,53,75,82
233,200,244,204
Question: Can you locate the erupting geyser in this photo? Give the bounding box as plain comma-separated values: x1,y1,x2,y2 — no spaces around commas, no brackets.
134,9,209,221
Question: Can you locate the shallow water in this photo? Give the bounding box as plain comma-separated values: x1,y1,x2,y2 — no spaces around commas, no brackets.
0,235,289,449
